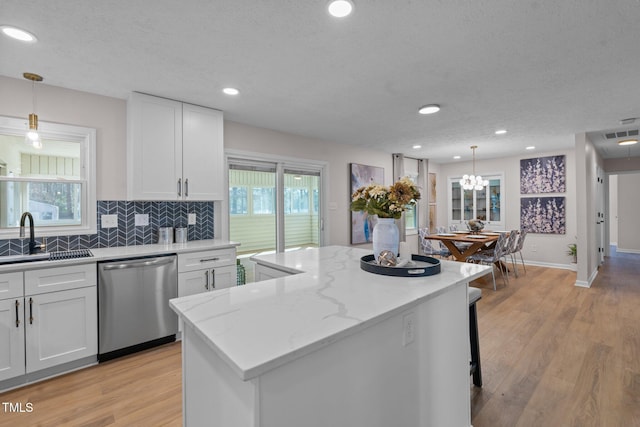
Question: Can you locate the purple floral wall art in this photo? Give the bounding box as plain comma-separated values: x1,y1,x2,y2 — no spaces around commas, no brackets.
350,163,384,244
520,155,566,194
520,197,566,234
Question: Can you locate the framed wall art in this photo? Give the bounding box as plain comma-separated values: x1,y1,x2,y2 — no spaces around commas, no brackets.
520,155,566,194
520,196,566,234
350,163,384,244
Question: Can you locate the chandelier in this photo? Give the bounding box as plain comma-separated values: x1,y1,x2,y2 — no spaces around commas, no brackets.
459,145,488,191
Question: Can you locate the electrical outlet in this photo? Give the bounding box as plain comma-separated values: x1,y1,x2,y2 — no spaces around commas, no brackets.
101,214,118,228
402,312,416,346
135,214,149,226
188,213,197,225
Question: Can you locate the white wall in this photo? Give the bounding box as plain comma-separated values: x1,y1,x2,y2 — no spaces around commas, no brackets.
224,121,392,247
617,173,640,253
435,149,577,268
0,75,126,200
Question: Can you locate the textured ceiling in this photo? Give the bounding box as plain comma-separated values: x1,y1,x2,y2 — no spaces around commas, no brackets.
2,0,640,163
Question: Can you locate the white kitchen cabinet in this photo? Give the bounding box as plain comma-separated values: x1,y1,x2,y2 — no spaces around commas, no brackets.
178,248,237,298
25,286,97,373
0,297,25,382
0,264,98,387
178,265,237,298
127,92,224,201
254,264,295,282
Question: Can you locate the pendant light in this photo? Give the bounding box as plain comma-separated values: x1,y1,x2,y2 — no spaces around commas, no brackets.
24,72,43,149
459,145,488,191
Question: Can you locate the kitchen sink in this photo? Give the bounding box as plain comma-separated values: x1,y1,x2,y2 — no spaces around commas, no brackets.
0,253,50,265
0,250,93,265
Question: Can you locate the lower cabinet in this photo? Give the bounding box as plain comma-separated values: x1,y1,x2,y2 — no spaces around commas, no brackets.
0,264,97,388
25,286,97,373
178,265,237,297
254,264,295,282
0,297,25,382
178,248,237,298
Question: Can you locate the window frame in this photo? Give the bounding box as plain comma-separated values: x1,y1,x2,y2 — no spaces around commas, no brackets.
0,116,97,238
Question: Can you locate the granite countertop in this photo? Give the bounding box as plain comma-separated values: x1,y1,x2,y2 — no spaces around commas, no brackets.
0,239,239,273
170,245,491,381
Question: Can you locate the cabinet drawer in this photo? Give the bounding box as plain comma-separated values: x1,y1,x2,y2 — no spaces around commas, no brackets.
0,272,24,300
25,264,97,296
178,248,236,272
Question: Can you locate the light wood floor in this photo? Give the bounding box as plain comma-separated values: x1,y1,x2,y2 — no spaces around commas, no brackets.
1,250,638,427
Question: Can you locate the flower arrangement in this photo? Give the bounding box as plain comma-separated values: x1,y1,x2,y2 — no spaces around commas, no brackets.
350,177,421,219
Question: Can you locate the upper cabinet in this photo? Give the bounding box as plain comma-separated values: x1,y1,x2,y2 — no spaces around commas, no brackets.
127,92,224,201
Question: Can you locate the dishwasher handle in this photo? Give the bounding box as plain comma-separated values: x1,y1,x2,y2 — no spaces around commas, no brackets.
102,257,175,270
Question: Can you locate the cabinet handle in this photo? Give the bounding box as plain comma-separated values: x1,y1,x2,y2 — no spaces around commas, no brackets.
200,257,220,263
29,297,34,325
15,300,20,327
205,270,209,290
185,178,189,197
177,178,182,196
211,269,216,289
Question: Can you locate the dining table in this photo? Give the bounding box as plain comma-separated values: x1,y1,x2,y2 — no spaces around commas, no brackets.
424,231,506,262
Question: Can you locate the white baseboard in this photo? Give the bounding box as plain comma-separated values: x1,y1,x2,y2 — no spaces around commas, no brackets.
520,259,576,271
616,248,640,254
575,268,598,288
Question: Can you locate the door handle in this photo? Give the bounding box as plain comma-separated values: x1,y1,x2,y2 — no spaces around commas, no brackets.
200,257,220,263
185,179,189,197
102,257,175,270
29,297,34,325
211,269,215,289
177,178,182,197
205,270,209,290
15,300,20,327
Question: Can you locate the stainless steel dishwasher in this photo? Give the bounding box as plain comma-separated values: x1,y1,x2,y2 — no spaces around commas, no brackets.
98,254,178,361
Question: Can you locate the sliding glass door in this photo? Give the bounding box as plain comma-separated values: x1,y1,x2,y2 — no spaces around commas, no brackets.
228,159,323,257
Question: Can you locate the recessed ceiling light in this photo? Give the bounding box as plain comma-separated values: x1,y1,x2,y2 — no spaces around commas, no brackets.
453,155,461,159
327,0,354,18
1,25,37,42
412,144,422,149
526,146,536,150
618,139,638,146
223,87,239,95
495,129,507,135
418,104,440,115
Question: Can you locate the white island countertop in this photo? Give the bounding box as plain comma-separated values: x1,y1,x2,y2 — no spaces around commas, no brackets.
170,245,491,381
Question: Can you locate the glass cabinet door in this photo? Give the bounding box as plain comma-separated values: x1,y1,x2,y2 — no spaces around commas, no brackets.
488,179,501,222
463,190,474,221
451,182,462,221
475,187,487,221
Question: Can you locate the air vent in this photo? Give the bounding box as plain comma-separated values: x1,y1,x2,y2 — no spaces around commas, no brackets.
604,129,639,139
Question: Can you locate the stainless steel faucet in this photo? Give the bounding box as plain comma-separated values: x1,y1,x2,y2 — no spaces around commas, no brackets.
19,212,45,254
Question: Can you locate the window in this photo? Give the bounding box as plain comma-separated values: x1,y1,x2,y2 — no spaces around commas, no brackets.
252,187,275,214
284,188,309,214
448,174,504,228
0,117,96,238
229,186,248,215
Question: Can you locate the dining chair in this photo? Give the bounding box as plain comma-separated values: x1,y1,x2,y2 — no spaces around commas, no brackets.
434,227,453,258
505,230,521,278
513,229,528,274
418,228,449,258
466,232,509,290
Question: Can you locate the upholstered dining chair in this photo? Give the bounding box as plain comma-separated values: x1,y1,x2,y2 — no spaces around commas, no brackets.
513,229,527,274
434,226,453,258
418,228,449,258
505,230,521,278
466,232,509,290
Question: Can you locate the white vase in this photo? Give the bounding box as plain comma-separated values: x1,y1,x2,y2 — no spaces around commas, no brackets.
372,217,399,259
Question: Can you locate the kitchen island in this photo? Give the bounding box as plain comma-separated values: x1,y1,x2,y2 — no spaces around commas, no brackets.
170,246,491,427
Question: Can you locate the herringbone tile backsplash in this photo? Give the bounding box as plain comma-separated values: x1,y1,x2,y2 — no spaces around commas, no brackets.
0,200,214,256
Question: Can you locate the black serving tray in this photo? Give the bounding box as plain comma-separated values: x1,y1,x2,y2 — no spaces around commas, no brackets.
360,254,441,277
